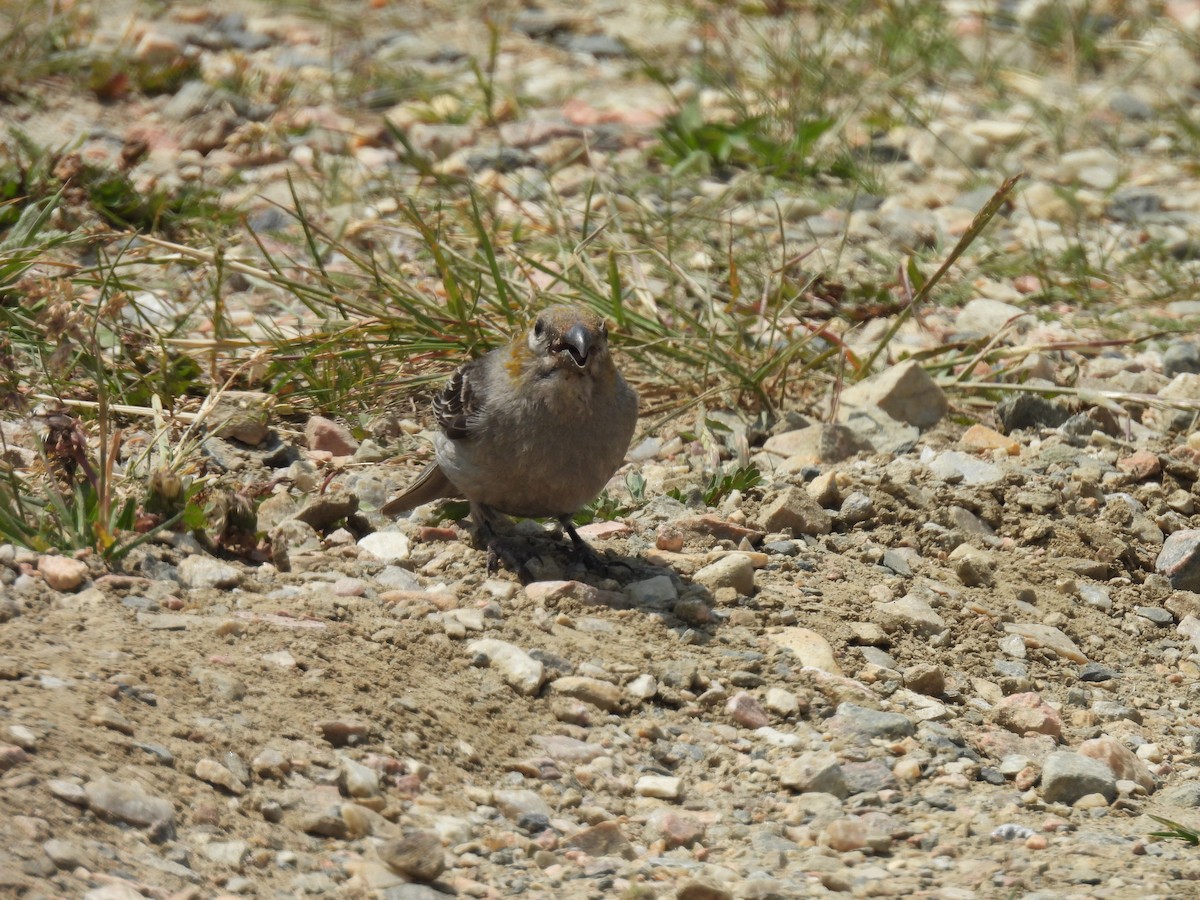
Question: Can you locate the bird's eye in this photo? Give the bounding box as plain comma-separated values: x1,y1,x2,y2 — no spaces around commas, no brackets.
534,318,545,338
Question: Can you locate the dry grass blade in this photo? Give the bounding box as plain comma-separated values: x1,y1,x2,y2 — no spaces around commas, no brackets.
860,172,1024,376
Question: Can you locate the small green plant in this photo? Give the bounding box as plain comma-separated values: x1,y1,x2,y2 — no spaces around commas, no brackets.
669,463,762,508
655,98,835,181
0,411,190,562
1149,815,1200,846
575,472,647,525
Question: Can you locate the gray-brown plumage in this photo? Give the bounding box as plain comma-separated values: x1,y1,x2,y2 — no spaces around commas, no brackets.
383,306,638,569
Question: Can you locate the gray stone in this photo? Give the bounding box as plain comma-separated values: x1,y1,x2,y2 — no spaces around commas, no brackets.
760,486,833,535
379,831,445,883
945,506,993,536
1155,529,1200,592
1164,341,1200,377
1077,583,1112,611
829,703,915,740
881,549,913,576
816,422,875,462
85,777,175,831
626,575,677,605
376,566,422,591
378,886,456,900
778,751,849,797
1078,663,1117,682
1040,751,1117,804
1092,700,1142,725
841,759,899,794
839,491,875,525
1134,605,1174,626
839,360,948,429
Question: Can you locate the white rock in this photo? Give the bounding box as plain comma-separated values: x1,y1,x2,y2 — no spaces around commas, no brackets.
626,674,658,702
468,639,544,696
358,532,411,562
636,774,683,800
693,554,755,595
768,627,843,675
764,687,801,716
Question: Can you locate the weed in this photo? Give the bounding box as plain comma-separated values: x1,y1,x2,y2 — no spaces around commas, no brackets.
669,463,762,508
1148,815,1200,846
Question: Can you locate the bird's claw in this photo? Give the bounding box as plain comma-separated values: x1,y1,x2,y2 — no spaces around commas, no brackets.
486,539,535,583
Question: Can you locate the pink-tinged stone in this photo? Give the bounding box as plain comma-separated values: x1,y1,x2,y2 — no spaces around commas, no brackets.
1015,765,1039,791
562,820,634,859
645,809,706,849
37,555,88,592
994,692,1062,741
1078,736,1155,792
1116,449,1161,480
523,580,631,609
821,817,867,852
679,514,766,544
304,415,359,456
575,521,630,540
656,524,685,552
726,692,769,729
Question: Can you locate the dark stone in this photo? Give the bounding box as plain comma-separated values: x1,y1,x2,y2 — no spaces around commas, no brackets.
995,394,1071,433
1078,663,1117,683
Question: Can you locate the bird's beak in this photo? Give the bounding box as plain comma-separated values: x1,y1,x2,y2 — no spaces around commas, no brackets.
556,324,594,368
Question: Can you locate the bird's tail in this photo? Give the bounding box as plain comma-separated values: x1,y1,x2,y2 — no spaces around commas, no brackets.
381,462,458,516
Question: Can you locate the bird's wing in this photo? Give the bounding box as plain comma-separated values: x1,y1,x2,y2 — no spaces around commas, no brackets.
380,459,458,516
432,355,488,440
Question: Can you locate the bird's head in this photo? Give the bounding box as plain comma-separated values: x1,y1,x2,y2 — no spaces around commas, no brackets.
523,306,613,378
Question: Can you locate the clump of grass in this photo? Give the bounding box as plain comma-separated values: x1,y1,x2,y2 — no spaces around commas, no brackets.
669,463,762,508
0,4,89,100
654,97,836,182
1149,815,1200,846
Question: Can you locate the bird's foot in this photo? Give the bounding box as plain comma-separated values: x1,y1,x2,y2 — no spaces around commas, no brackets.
559,517,608,572
485,538,535,583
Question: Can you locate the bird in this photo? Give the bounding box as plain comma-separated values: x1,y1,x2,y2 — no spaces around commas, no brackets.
382,306,639,574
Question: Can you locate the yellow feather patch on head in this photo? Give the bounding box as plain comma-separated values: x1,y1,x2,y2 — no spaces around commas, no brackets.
504,339,531,379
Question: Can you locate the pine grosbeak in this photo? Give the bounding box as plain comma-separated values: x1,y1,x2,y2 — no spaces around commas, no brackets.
382,306,638,571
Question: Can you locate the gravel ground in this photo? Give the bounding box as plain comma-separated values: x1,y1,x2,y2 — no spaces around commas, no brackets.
8,2,1200,899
